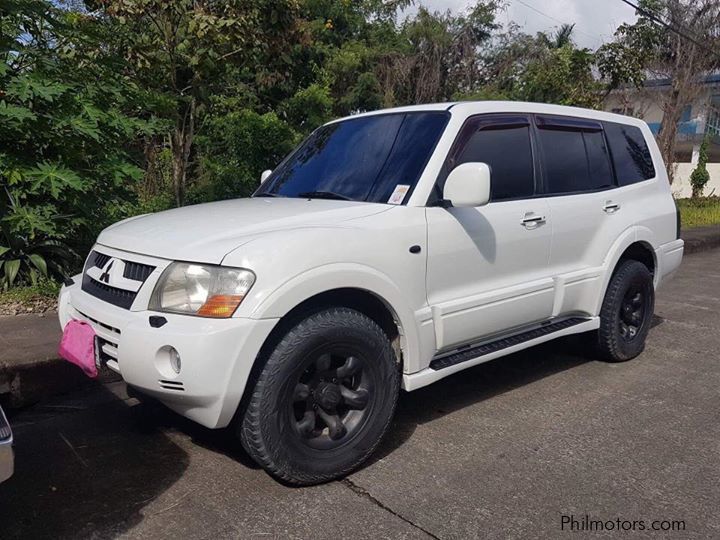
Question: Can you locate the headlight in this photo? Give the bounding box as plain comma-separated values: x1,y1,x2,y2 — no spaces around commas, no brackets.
149,263,255,318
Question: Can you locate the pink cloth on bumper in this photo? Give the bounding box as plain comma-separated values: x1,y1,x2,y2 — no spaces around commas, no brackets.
58,319,97,378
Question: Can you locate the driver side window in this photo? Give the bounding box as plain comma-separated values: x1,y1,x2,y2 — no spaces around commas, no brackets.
436,115,536,202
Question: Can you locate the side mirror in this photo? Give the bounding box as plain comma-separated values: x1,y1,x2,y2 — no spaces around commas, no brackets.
260,169,272,184
442,162,491,208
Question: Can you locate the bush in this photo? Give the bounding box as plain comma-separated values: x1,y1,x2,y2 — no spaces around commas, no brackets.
690,137,711,198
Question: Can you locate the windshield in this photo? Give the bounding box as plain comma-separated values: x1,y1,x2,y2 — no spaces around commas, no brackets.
254,112,449,204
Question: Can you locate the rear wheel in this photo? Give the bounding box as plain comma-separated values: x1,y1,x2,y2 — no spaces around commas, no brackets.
595,260,655,362
239,307,399,485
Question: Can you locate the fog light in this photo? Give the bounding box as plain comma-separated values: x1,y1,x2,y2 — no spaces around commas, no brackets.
169,347,181,374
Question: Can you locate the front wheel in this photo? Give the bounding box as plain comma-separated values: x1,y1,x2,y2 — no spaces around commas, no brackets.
239,307,399,485
595,260,655,362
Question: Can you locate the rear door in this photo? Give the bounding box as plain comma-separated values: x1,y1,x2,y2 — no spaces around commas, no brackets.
537,115,642,316
425,114,554,351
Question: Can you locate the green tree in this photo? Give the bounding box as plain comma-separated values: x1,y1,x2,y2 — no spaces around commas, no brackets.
195,108,298,201
475,23,601,108
380,3,500,105
597,0,720,179
518,40,601,108
96,0,302,206
0,0,154,287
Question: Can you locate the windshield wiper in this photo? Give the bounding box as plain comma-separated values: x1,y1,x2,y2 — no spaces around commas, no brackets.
254,192,280,198
298,191,352,201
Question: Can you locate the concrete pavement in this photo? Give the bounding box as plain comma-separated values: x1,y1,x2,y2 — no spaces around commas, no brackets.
0,314,86,408
0,249,719,538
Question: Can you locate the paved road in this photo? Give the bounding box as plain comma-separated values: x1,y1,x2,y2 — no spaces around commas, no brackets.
1,250,719,539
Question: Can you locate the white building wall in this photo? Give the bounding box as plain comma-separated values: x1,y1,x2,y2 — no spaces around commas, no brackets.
671,163,720,198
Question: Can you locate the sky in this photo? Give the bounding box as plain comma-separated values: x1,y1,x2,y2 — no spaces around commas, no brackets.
408,0,640,50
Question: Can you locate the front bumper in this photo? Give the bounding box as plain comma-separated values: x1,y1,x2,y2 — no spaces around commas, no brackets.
59,277,278,429
0,406,13,484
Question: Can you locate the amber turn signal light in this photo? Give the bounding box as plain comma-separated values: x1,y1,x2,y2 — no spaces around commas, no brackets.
197,294,244,318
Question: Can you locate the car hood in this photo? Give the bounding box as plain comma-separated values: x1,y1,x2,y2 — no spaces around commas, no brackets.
97,197,392,263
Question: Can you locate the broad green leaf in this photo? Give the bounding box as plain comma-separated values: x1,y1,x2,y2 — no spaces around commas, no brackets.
4,259,20,287
6,75,68,103
24,163,86,198
28,253,48,277
0,246,9,257
0,102,37,124
67,115,101,142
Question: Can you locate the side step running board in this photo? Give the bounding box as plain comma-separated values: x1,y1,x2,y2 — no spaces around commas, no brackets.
429,317,589,371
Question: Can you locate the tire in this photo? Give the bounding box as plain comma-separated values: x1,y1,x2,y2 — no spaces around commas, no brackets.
238,307,400,485
595,259,655,362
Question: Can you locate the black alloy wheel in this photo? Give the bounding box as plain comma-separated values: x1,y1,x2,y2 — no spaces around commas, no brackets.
239,307,399,485
596,259,655,362
618,286,648,342
291,351,372,449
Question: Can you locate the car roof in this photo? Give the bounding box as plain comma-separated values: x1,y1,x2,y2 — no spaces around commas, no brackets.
326,103,456,124
328,101,647,129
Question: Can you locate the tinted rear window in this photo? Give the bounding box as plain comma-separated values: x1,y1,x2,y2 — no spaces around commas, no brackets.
537,127,613,194
603,121,655,185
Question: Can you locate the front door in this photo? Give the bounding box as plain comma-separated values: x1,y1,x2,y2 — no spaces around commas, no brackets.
425,114,554,351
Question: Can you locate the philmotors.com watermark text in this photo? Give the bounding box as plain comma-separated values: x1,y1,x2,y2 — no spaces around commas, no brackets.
561,514,686,533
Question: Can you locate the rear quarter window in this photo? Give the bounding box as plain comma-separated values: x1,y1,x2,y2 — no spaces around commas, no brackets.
603,121,656,185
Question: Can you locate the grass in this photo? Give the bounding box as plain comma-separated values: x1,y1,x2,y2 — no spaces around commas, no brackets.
676,196,720,229
0,279,61,305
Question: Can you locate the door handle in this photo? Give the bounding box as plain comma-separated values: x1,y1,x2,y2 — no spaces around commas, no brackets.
604,201,621,214
521,214,546,229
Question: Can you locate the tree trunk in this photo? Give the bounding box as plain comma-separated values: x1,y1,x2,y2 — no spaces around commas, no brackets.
170,99,196,207
656,85,684,184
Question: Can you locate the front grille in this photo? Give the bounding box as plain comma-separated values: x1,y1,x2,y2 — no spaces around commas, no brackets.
123,261,154,282
93,252,111,269
95,336,118,365
81,250,157,309
82,274,137,309
76,309,121,336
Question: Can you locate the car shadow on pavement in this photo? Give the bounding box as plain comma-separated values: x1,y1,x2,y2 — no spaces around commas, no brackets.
368,336,597,466
0,382,190,540
98,336,616,487
131,399,260,471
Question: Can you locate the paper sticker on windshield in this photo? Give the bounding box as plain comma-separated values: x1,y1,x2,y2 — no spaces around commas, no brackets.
388,185,410,205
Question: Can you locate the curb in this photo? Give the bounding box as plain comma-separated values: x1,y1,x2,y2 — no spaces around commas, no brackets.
682,226,720,254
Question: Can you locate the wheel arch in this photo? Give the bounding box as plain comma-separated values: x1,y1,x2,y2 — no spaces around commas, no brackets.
592,228,659,315
256,287,404,370
616,241,656,276
247,263,423,366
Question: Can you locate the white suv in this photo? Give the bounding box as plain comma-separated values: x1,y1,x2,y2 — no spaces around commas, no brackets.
59,102,684,485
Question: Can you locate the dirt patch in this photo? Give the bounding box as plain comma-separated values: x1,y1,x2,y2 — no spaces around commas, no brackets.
0,297,58,317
